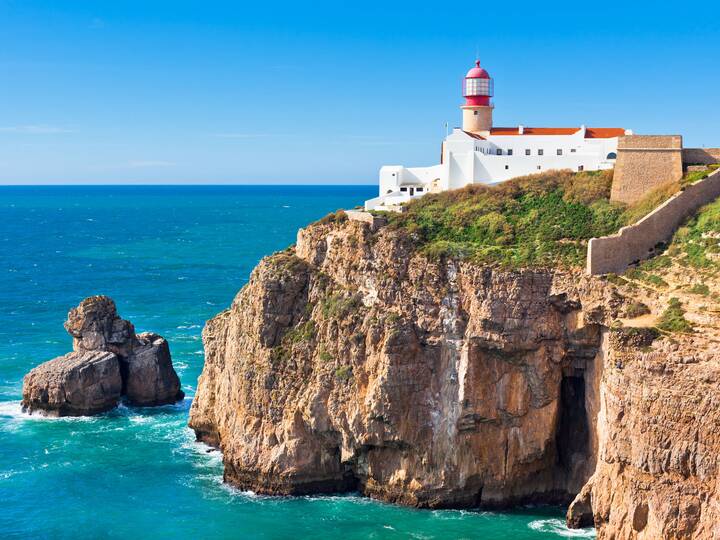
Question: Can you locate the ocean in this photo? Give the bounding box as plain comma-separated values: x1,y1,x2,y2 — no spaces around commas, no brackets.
0,185,595,539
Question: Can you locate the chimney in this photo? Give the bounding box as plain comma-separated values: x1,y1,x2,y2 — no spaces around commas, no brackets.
518,125,524,135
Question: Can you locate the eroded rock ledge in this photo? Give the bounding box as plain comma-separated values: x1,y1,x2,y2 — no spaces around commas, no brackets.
23,296,184,416
189,216,720,538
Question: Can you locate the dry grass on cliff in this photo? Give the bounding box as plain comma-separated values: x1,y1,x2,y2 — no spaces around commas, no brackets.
387,169,626,268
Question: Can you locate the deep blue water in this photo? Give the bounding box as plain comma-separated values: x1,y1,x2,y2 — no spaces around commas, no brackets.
0,186,594,539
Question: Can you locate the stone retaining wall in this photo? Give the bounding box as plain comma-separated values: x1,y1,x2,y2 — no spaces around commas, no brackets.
345,210,387,231
683,148,720,165
587,169,720,275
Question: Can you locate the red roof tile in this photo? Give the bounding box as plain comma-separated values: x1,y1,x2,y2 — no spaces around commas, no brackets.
489,127,625,138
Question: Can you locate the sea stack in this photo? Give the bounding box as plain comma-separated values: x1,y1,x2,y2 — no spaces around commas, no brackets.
22,296,184,416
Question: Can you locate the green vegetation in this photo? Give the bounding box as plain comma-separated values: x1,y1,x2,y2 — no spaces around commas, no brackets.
625,301,651,318
687,283,710,296
625,268,669,288
318,348,333,363
668,196,720,269
284,320,316,344
681,164,720,187
316,209,348,226
656,298,694,333
387,170,626,267
335,365,352,381
620,181,680,225
320,293,360,319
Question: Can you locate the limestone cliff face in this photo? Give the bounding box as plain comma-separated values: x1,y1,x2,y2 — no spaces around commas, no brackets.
568,330,720,538
189,216,720,538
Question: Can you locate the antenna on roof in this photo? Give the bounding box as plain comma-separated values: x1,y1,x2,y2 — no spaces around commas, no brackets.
445,121,449,137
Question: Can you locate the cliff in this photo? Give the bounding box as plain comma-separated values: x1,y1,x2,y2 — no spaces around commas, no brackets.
189,187,720,538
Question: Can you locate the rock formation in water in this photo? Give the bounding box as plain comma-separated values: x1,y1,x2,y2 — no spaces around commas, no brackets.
22,351,122,416
189,213,720,538
22,296,184,416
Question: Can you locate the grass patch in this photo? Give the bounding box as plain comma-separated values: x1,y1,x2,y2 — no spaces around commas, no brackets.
625,268,669,288
656,298,694,333
318,347,333,363
335,365,352,381
681,164,720,187
315,210,348,226
320,293,361,319
621,181,680,225
667,196,720,269
284,320,316,344
687,283,710,296
387,169,625,268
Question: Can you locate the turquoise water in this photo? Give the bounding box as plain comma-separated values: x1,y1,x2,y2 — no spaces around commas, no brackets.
0,186,594,539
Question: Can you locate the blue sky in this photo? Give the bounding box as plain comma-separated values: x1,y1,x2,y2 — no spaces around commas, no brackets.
1,0,718,184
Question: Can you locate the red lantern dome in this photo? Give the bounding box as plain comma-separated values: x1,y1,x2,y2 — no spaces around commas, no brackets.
462,60,493,106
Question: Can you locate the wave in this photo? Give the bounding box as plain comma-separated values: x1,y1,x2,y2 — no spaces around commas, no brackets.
528,518,596,537
0,401,99,425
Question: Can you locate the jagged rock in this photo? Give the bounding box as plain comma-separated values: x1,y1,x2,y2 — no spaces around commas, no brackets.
567,483,594,528
189,218,613,506
21,351,122,416
65,295,136,358
190,214,720,538
126,332,184,406
22,295,183,416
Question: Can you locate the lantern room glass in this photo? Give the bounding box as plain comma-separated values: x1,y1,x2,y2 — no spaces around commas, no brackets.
462,78,493,97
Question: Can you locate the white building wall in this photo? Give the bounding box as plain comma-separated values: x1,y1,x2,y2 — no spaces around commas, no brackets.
367,127,622,211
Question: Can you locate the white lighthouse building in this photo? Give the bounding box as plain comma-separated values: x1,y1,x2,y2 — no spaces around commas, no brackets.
365,60,631,211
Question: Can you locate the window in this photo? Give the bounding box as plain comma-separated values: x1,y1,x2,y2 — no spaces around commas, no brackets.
496,149,502,155
570,148,576,153
507,149,513,156
474,110,479,116
578,165,584,172
525,149,531,156
557,149,563,156
505,165,509,170
391,173,396,176
400,187,408,192
538,149,544,156
607,152,617,160
537,165,542,170
416,187,423,192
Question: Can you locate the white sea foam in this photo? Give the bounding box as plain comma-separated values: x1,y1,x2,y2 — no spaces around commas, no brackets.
0,401,97,426
528,518,596,537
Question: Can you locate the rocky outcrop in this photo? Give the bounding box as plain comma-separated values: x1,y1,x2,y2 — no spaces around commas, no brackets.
22,351,122,416
567,333,720,538
22,296,184,416
127,332,182,406
189,215,720,537
189,218,615,507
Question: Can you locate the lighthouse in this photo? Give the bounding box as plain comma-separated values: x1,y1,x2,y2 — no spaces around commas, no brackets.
461,60,494,135
364,58,627,212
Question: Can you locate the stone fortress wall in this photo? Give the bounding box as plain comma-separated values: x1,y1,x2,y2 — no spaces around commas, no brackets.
610,135,684,205
587,168,720,275
683,147,720,165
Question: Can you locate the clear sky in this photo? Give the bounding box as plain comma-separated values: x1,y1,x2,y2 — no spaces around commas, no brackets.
1,0,719,184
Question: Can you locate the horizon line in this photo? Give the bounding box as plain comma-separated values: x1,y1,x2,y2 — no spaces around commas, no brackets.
0,182,378,187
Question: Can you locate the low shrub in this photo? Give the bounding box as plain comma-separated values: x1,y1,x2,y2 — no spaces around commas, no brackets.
335,365,352,381
656,298,693,333
625,301,651,318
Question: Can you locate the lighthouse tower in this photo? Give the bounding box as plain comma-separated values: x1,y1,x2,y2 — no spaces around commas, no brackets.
461,60,494,135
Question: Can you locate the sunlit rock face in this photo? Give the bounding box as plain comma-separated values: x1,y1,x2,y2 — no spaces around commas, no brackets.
22,296,184,416
190,216,720,539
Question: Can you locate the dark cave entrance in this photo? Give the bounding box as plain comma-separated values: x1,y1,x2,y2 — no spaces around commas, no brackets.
556,375,590,471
